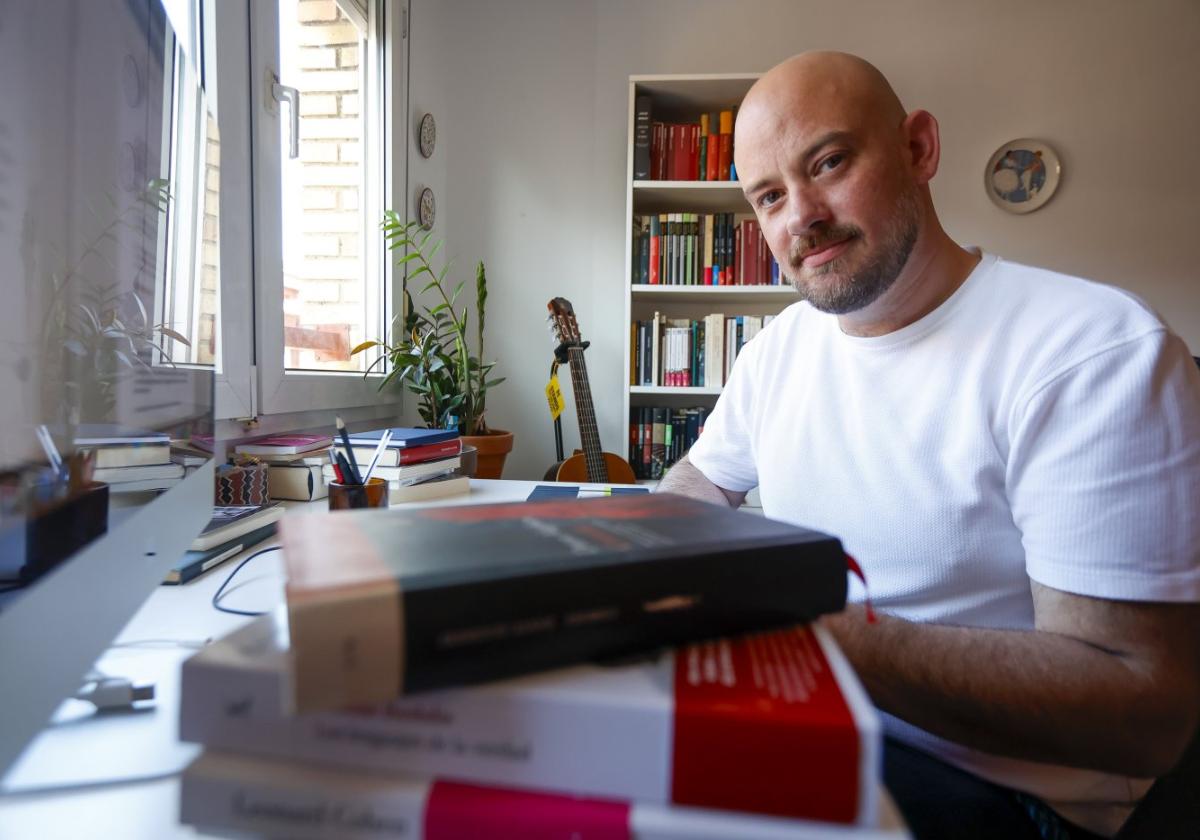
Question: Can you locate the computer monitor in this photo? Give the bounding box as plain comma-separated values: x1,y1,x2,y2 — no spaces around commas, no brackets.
0,0,218,777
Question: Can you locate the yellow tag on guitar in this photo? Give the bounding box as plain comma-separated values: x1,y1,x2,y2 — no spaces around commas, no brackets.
545,374,564,421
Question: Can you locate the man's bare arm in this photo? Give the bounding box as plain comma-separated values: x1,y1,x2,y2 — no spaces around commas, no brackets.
655,453,747,508
824,583,1200,778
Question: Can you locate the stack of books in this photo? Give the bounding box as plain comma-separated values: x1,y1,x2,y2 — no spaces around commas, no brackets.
74,425,183,493
330,427,468,503
235,434,334,503
178,494,884,838
163,503,283,585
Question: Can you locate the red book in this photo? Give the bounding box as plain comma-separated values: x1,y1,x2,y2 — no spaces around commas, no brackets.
666,124,678,181
688,124,700,180
706,136,719,181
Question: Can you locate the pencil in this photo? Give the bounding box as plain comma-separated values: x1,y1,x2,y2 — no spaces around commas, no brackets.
335,416,362,484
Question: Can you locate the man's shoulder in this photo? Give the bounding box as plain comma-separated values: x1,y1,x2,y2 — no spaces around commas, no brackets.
988,254,1162,330
980,254,1167,353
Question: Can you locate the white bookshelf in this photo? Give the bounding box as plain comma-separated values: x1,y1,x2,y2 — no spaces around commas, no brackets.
622,73,795,473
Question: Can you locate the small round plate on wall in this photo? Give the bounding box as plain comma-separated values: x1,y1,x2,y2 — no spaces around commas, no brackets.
417,186,436,230
418,112,436,159
985,138,1061,214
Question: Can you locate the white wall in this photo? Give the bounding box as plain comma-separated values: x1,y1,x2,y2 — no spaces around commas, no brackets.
412,0,1200,480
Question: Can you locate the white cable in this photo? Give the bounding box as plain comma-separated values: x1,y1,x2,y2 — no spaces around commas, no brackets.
73,675,155,711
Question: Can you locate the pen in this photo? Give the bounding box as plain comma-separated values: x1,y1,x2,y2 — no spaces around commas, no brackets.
361,429,392,484
335,416,362,484
328,448,345,484
335,451,357,486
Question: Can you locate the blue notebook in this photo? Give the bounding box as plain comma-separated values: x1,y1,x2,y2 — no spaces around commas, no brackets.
347,427,459,448
164,522,277,585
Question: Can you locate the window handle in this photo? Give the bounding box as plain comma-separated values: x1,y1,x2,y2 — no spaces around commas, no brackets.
271,76,300,159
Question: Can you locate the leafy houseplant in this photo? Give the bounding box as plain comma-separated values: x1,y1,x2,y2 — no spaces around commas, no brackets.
352,214,510,475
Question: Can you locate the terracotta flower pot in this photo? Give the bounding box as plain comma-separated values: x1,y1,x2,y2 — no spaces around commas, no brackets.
460,428,513,479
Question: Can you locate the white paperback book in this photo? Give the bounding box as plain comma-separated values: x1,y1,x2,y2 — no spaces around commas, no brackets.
179,612,880,826
181,749,908,840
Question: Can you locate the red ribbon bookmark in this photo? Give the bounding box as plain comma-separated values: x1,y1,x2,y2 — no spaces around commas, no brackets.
844,554,877,624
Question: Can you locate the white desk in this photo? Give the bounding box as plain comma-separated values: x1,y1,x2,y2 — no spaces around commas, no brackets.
0,479,907,839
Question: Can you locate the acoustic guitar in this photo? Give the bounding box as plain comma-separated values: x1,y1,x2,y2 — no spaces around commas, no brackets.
543,297,638,484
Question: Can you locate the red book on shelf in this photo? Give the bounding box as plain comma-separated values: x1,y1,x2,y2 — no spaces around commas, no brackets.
665,124,677,181
688,124,700,180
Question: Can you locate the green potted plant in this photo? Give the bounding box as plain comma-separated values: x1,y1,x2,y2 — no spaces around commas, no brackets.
352,213,512,478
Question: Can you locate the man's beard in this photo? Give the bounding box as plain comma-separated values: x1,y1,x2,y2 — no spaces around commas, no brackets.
786,189,921,315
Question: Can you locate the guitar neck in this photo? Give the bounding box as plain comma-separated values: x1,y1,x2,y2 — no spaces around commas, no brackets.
566,346,609,483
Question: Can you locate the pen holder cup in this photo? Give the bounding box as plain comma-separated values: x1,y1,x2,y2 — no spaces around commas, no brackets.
328,477,389,511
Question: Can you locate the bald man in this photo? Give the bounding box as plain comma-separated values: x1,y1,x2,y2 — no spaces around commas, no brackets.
658,52,1200,839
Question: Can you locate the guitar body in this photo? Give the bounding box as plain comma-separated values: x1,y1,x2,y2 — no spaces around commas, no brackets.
544,450,638,484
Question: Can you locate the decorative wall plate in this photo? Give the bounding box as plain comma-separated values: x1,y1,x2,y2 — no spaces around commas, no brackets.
985,139,1061,214
418,112,436,159
417,186,436,230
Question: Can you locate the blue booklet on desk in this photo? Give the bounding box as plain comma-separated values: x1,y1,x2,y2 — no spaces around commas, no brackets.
526,484,650,501
347,427,459,448
163,522,278,586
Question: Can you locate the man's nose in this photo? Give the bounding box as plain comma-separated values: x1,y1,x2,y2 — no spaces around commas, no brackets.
784,188,830,237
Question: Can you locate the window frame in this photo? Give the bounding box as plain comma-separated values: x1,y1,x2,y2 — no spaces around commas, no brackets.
248,0,399,417
203,0,407,428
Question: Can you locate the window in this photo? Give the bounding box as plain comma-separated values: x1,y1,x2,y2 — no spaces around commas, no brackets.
207,0,405,422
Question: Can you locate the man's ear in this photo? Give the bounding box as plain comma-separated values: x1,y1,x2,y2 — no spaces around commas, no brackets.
902,110,940,186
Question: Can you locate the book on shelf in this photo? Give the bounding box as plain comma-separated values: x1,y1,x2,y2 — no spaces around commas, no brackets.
180,615,878,824
268,463,329,502
629,407,708,481
191,503,284,551
181,745,897,840
631,212,778,287
278,493,848,713
92,462,184,484
717,109,734,179
388,473,470,504
321,455,460,486
633,94,653,180
235,434,333,457
164,522,277,585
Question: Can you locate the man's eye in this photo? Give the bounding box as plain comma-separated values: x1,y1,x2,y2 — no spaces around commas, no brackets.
757,190,783,208
818,153,845,173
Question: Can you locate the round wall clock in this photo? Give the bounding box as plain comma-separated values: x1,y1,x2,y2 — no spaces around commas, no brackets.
985,139,1061,214
417,186,436,230
418,112,436,158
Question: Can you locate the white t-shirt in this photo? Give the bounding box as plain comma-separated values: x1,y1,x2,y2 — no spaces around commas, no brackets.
687,251,1200,836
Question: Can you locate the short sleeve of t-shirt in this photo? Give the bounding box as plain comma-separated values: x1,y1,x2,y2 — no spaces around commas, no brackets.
686,334,763,493
1009,328,1200,601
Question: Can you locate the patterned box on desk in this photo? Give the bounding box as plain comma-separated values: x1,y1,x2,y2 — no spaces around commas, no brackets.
214,463,269,506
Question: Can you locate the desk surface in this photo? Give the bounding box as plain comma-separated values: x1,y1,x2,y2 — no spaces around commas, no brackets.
0,479,907,839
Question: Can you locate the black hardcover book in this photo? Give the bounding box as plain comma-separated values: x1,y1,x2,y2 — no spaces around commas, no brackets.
281,494,848,713
633,95,653,180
